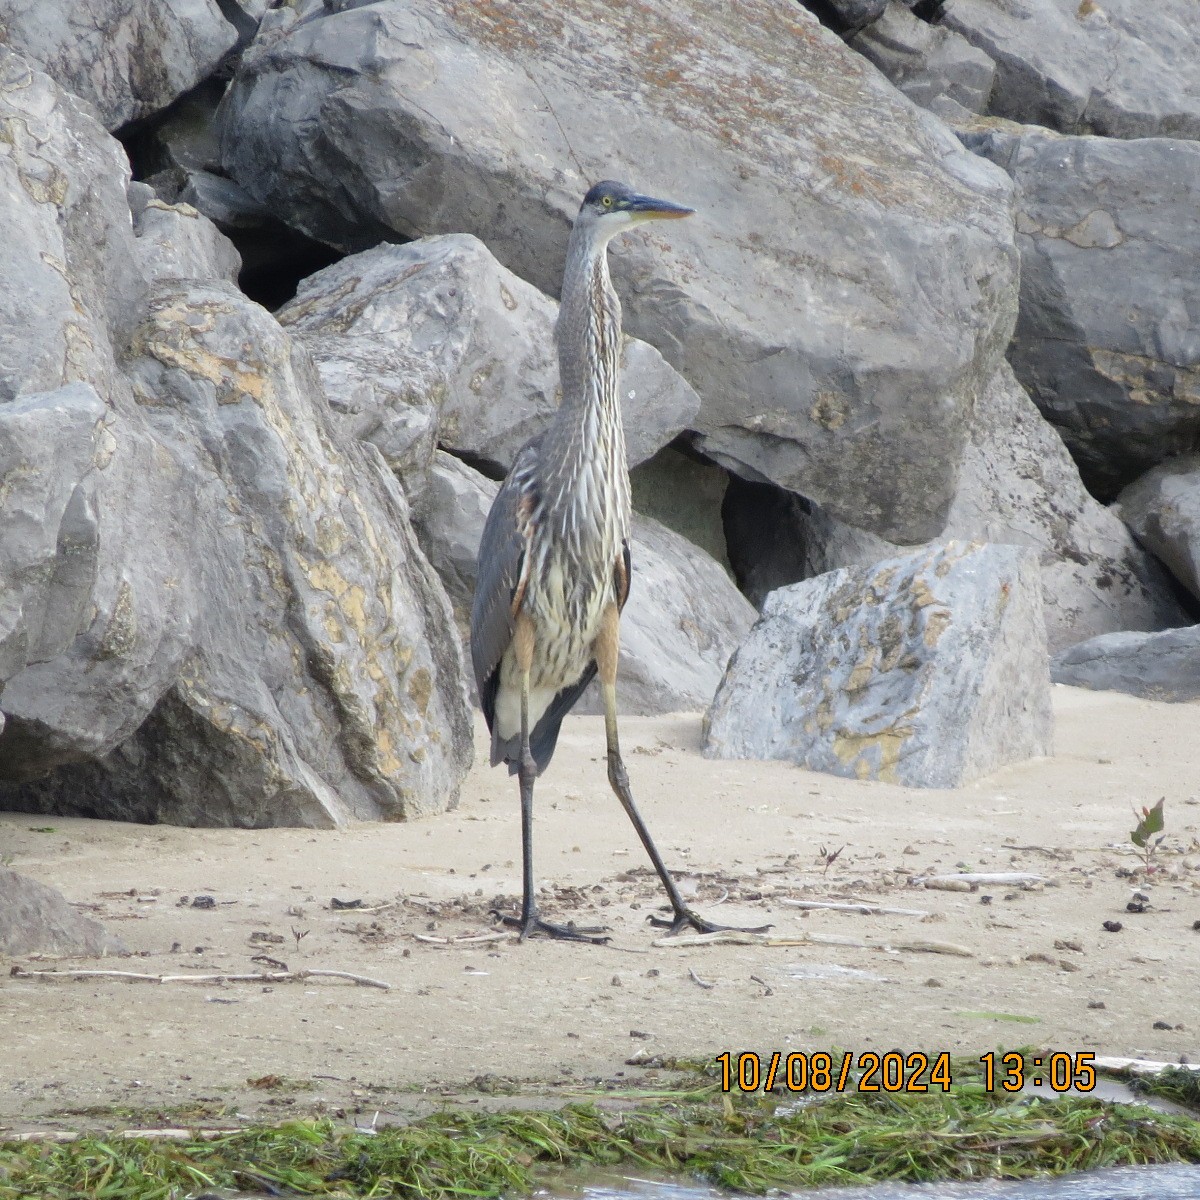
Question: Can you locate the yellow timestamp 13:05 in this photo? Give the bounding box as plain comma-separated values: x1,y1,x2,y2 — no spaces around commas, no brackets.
979,1051,1097,1092
714,1051,1098,1094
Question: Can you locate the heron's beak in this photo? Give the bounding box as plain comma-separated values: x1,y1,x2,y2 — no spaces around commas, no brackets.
627,193,694,220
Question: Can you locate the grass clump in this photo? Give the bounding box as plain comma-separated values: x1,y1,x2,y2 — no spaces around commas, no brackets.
2,1065,1199,1198
1128,1066,1200,1113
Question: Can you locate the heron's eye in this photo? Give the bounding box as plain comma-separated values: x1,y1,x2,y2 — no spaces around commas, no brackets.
601,195,613,208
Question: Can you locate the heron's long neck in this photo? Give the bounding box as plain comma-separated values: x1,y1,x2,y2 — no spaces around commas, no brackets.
543,227,630,541
556,228,622,421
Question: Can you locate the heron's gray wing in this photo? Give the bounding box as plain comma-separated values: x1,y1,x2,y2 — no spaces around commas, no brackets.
469,464,528,731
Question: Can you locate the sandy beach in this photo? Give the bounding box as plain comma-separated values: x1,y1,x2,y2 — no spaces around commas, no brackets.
1,685,1197,1134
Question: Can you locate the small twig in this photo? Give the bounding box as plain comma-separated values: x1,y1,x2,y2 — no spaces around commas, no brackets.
9,966,391,990
749,974,774,996
781,899,930,917
687,967,715,990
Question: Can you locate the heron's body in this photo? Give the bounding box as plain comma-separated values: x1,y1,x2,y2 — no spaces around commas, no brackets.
470,181,767,942
478,215,632,771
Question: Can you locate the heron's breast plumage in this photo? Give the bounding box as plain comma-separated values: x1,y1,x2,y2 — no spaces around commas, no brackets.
521,400,630,692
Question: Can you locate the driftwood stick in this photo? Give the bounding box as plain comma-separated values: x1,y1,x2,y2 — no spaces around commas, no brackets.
412,931,515,946
651,932,807,948
688,967,715,990
803,932,973,955
9,966,391,990
889,939,974,957
781,899,930,917
650,931,973,956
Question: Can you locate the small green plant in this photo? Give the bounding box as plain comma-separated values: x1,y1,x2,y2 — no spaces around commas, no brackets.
1130,797,1166,874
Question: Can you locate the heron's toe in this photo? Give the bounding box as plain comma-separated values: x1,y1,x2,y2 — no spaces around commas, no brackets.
650,910,774,937
493,908,612,945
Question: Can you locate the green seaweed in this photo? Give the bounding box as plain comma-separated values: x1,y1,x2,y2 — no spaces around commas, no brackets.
2,1059,1198,1198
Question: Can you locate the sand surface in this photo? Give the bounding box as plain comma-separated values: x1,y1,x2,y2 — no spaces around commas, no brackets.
1,685,1197,1134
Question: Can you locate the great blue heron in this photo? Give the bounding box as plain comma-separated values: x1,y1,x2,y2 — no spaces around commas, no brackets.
470,180,769,943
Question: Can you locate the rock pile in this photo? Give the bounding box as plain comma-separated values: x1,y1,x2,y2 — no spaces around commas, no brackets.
0,46,471,828
1,0,1197,833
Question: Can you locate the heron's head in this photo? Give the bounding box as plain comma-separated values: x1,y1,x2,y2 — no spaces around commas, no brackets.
577,180,693,243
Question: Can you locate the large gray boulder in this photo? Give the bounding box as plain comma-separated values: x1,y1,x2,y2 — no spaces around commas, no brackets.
276,237,698,495
1052,627,1200,703
415,452,755,715
942,0,1200,139
959,124,1200,498
724,364,1187,652
1,287,474,827
0,868,124,958
851,2,997,114
218,0,1019,542
704,541,1053,787
0,52,473,826
1117,457,1200,605
1,0,240,130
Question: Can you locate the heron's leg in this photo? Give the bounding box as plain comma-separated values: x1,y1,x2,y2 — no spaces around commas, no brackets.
497,615,609,945
595,606,772,938
516,661,539,932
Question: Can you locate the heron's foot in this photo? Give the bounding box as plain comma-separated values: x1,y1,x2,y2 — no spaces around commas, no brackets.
649,909,774,937
492,909,611,945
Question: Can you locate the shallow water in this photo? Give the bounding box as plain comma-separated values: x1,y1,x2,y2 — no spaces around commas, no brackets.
543,1077,1200,1200
546,1163,1200,1200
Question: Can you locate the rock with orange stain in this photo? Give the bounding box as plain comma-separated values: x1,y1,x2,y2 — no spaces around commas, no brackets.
703,540,1051,787
0,55,473,825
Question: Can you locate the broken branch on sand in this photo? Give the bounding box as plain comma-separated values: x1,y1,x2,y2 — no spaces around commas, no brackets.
8,966,391,990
